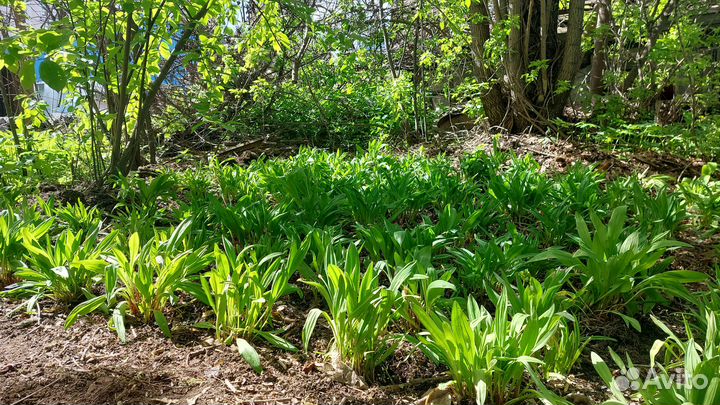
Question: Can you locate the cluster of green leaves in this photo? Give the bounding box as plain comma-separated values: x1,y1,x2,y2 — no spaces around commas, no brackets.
198,240,308,354
3,144,719,404
534,206,704,316
0,207,53,286
412,292,570,405
11,223,115,305
302,244,409,381
680,163,720,230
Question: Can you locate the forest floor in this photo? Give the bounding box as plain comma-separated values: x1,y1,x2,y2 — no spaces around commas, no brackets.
0,130,715,405
0,297,430,405
0,296,685,405
433,129,706,179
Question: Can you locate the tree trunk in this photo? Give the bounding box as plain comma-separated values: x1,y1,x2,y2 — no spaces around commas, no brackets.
468,0,511,130
549,0,585,116
590,0,611,96
0,69,23,159
468,0,585,132
115,4,210,175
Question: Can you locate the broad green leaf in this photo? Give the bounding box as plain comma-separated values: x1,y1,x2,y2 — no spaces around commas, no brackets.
302,308,324,351
112,302,128,344
154,310,172,338
257,331,297,352
159,41,172,59
39,58,67,91
65,295,105,329
19,61,36,91
237,338,262,373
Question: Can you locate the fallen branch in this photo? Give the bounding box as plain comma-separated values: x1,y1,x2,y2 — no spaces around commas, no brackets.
10,377,62,405
218,138,268,157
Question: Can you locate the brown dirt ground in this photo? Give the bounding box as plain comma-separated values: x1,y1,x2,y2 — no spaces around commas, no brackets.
0,298,441,405
424,129,706,180
1,295,686,405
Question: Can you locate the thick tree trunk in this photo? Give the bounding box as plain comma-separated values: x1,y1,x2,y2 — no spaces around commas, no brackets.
590,0,612,96
549,0,585,116
468,0,584,132
468,0,511,130
0,69,23,158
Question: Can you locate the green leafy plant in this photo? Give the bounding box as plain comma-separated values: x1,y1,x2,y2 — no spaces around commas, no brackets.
460,147,507,185
544,319,601,379
357,220,454,268
66,221,210,341
412,292,569,405
534,206,704,314
301,244,410,382
113,173,178,239
54,200,103,233
0,208,53,286
487,155,551,223
9,223,115,304
196,239,309,371
694,266,720,333
679,163,720,230
450,233,536,294
489,270,597,379
210,196,289,245
265,164,348,228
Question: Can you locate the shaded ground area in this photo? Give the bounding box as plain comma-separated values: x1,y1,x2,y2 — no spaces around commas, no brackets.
0,299,436,405
429,129,706,179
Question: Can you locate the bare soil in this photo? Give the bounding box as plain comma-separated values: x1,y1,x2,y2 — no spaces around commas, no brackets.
0,298,439,405
428,129,706,179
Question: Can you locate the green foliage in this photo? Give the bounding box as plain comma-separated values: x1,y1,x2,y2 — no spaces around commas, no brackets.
412,292,569,405
487,155,552,223
534,206,703,314
2,142,719,399
680,163,720,230
450,234,536,294
110,173,180,240
302,244,409,382
624,178,688,237
10,223,115,304
83,222,211,340
357,219,454,268
199,240,308,352
0,208,53,285
52,200,103,233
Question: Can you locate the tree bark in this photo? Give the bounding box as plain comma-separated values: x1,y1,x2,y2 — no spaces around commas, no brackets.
590,0,611,96
468,0,511,129
550,0,584,116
